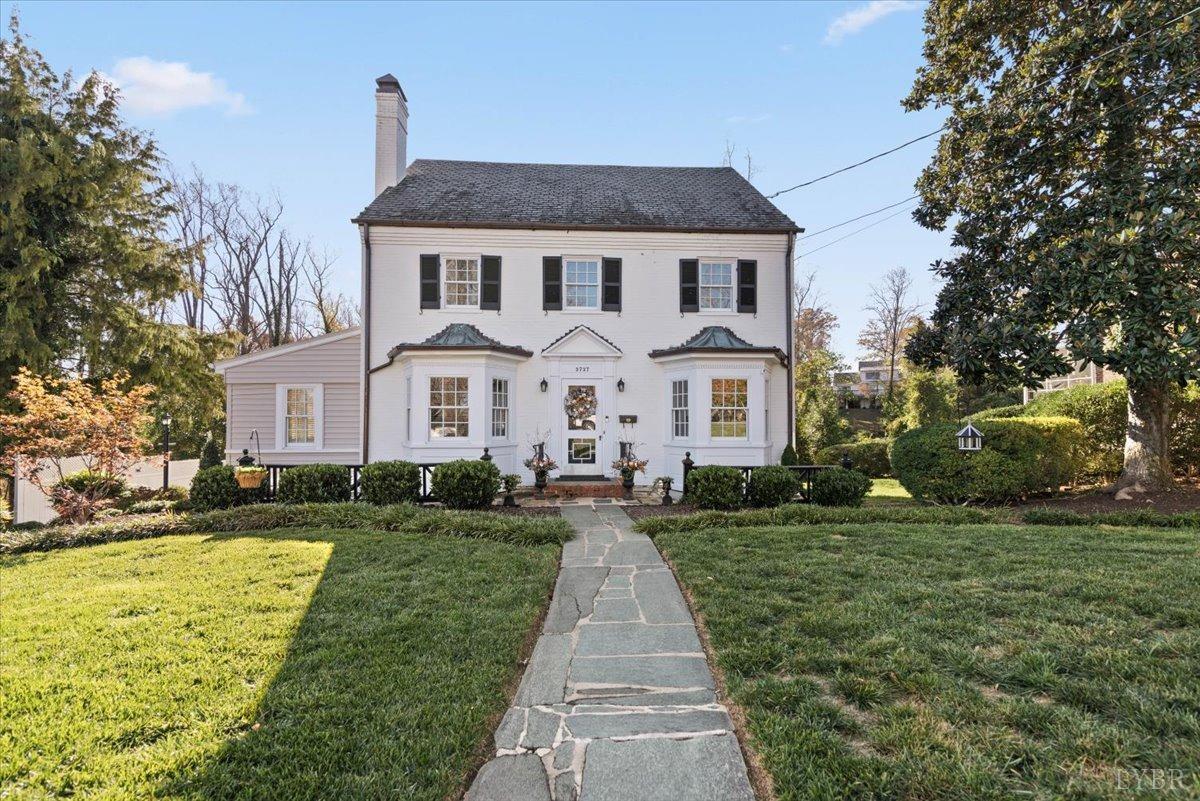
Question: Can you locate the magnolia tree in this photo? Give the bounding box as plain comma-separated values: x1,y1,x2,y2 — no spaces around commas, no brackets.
0,369,153,521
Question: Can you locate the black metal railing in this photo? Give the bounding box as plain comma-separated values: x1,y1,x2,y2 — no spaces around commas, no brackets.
678,452,837,504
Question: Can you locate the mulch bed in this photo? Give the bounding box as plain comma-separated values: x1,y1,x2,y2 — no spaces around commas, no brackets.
1019,482,1200,515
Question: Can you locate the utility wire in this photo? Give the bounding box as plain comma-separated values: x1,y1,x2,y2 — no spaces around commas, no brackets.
767,4,1200,199
793,60,1200,261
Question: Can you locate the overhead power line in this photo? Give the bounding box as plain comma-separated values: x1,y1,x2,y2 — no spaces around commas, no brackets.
799,195,919,240
767,4,1200,199
794,202,919,260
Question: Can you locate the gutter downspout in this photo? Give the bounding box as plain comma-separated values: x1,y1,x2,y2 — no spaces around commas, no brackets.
361,224,371,464
785,230,797,451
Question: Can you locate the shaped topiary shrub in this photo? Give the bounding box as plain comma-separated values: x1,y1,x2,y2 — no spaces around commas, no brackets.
780,443,799,466
190,465,240,512
890,416,1084,504
746,465,801,508
198,436,224,470
360,460,421,506
815,439,892,477
809,467,872,507
684,466,745,510
276,464,351,504
431,459,501,510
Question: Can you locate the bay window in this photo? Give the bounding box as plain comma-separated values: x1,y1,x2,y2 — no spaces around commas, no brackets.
710,378,748,438
429,376,469,438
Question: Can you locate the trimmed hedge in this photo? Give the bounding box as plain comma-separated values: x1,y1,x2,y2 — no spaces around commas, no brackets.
360,460,421,506
277,464,352,504
0,502,571,555
745,466,800,508
814,439,891,477
891,416,1085,504
1023,381,1128,477
633,503,1008,536
809,467,872,507
190,466,240,512
685,466,745,510
431,460,501,510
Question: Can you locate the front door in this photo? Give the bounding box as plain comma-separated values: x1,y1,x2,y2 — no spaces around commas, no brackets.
562,381,602,476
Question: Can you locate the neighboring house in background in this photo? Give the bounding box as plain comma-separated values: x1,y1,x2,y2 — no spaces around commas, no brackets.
834,358,904,409
215,75,799,488
1023,358,1119,403
213,328,362,464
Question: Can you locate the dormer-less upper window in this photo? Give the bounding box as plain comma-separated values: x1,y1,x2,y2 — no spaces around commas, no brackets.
444,257,480,307
699,261,734,310
564,258,600,309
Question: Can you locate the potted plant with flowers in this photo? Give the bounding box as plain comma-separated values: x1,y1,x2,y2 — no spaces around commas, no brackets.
612,449,649,501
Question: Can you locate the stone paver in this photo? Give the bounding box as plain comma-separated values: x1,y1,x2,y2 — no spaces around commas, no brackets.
467,503,754,801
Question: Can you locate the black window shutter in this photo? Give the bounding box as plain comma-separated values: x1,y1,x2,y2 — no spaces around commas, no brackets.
420,254,440,309
543,256,562,310
601,258,622,312
679,259,699,313
737,260,757,313
481,255,501,310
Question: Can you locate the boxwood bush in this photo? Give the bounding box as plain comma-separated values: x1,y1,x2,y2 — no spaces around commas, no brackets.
277,463,351,504
431,459,501,510
891,416,1085,504
745,465,800,508
1023,380,1128,477
684,466,745,510
809,467,872,507
814,439,891,477
189,466,240,512
360,460,421,505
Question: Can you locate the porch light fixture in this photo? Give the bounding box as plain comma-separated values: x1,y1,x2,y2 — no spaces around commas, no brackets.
956,422,984,452
540,378,548,393
617,378,625,392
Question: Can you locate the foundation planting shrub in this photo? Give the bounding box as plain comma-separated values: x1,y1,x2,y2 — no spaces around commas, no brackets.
809,467,872,507
745,466,801,508
891,416,1085,504
431,459,501,510
277,464,352,504
360,460,422,506
189,466,240,512
814,439,891,477
684,466,746,510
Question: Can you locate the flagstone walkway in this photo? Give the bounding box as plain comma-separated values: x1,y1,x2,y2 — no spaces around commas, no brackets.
466,503,755,801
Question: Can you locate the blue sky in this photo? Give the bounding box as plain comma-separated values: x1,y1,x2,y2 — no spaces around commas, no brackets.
14,0,951,362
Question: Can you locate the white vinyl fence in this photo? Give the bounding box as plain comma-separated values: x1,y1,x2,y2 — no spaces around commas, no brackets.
13,457,199,525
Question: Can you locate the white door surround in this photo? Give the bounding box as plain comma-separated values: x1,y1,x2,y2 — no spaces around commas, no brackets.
541,326,623,478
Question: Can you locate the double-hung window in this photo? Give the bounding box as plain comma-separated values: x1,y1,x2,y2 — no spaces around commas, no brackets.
285,388,316,445
671,380,689,438
564,258,600,309
429,377,469,438
699,260,734,310
710,378,748,438
444,257,480,308
491,378,509,438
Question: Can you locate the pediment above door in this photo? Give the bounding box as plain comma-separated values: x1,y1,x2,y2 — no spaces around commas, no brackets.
541,325,623,360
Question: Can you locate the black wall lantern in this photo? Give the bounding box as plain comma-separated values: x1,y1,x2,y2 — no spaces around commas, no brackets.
539,378,548,392
617,378,625,392
956,422,984,452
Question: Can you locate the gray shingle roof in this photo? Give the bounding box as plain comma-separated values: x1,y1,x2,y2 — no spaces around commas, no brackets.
648,326,787,365
387,323,532,359
355,160,798,233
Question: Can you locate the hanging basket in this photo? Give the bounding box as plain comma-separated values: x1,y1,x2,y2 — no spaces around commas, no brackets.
236,468,267,489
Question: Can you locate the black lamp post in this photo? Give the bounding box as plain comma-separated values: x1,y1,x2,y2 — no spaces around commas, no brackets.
160,413,173,490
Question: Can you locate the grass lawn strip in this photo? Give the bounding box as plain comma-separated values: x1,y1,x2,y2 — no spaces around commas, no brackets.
657,522,1200,800
0,527,559,800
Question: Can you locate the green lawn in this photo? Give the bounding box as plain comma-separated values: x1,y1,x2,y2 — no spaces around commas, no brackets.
1,528,559,800
658,523,1200,800
864,477,914,506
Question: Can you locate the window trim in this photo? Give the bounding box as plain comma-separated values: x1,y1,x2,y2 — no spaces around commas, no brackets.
442,254,481,309
698,258,735,312
491,377,510,439
562,255,602,311
671,378,690,440
275,384,324,450
429,375,470,439
709,376,749,440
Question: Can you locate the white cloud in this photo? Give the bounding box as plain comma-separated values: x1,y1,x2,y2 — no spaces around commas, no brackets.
824,1,923,45
725,113,773,125
97,56,251,116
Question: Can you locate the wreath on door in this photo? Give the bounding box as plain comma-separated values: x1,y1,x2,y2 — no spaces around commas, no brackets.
564,387,598,420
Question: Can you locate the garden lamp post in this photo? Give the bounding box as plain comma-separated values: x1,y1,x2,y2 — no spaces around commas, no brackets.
160,413,173,490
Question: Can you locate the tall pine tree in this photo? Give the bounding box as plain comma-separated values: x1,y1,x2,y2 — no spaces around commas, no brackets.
905,1,1200,492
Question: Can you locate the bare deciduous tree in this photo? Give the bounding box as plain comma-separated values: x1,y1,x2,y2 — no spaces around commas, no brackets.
721,140,758,182
858,267,922,401
303,247,358,334
793,271,838,357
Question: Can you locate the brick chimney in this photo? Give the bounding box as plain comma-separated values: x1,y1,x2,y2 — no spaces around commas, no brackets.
374,74,407,197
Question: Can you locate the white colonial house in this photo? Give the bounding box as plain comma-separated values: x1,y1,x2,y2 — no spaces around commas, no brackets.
214,75,800,488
